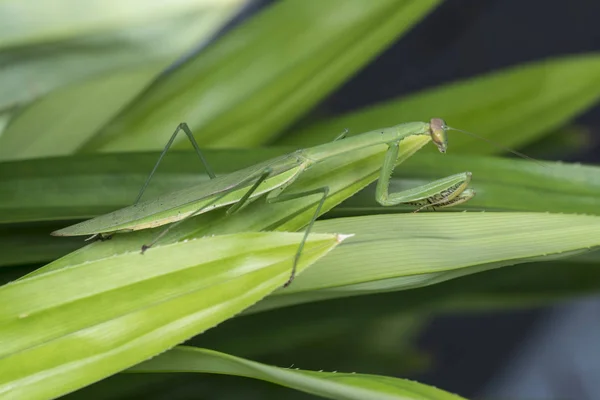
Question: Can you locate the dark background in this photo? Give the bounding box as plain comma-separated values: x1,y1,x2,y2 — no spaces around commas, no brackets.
210,1,600,398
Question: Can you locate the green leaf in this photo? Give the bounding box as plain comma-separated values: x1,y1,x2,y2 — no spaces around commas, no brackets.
334,153,600,216
11,135,430,276
4,150,600,268
7,147,600,226
251,212,600,312
0,223,82,267
0,149,286,268
0,0,243,49
0,149,285,224
190,257,600,363
281,54,600,154
517,125,591,159
0,231,344,400
129,346,465,400
0,67,159,161
79,0,442,151
0,0,243,112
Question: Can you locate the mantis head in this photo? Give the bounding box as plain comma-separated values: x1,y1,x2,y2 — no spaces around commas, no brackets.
429,118,448,153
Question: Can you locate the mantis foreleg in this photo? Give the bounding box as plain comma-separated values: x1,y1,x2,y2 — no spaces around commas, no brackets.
375,141,474,209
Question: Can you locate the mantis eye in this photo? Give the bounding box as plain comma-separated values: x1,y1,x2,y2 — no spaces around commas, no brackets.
429,118,448,153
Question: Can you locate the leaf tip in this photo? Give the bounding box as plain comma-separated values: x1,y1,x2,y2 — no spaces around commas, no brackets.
336,233,354,243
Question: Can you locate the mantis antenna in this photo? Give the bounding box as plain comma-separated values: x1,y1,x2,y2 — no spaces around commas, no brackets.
441,122,546,167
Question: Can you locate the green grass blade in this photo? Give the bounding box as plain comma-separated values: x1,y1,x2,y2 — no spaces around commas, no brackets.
281,54,600,153
0,67,160,161
251,212,600,312
518,125,591,159
129,346,465,400
0,0,243,49
188,257,600,364
334,153,600,216
0,0,243,112
79,0,442,151
0,223,82,267
0,231,344,400
4,150,600,268
16,136,430,276
0,149,285,268
5,148,600,226
0,149,285,224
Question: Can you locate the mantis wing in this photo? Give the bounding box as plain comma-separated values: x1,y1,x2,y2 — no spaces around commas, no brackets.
52,154,305,236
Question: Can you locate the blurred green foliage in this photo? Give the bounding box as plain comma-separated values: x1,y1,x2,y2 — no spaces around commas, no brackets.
1,1,600,399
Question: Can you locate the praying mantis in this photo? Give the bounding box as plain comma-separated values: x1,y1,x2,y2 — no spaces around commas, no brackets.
52,118,477,286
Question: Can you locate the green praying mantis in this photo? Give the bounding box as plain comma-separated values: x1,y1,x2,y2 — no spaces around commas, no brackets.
53,118,503,287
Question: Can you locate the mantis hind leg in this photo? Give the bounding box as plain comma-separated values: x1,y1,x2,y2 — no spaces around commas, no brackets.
135,123,217,204
268,186,330,287
140,167,274,253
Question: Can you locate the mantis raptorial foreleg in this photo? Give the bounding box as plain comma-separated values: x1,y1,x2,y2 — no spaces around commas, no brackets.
410,190,475,213
375,141,475,209
409,180,475,213
134,123,216,204
375,141,405,206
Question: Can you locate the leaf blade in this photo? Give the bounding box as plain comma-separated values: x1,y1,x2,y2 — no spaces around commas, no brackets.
130,346,465,400
282,54,600,153
0,231,344,399
252,212,600,311
79,0,442,150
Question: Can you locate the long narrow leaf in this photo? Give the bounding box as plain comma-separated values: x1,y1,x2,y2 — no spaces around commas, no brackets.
0,149,285,224
0,67,160,160
281,54,600,153
0,0,243,112
251,212,600,312
4,151,600,267
129,346,465,400
5,149,600,225
79,0,441,151
0,231,344,400
192,258,600,361
16,135,430,276
334,153,600,216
